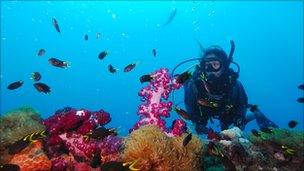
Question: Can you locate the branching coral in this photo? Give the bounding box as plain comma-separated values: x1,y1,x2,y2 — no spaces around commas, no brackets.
122,125,204,171
131,68,186,137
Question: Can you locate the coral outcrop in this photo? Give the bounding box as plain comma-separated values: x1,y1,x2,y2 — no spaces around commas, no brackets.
123,125,204,171
0,106,45,163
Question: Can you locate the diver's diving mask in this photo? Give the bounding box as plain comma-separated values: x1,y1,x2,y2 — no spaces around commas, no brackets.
201,56,225,82
202,53,224,72
204,60,222,72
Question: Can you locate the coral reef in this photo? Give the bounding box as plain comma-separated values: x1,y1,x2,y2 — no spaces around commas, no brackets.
9,140,52,171
248,128,304,170
203,127,304,171
0,106,123,171
131,68,186,136
123,125,204,171
43,107,123,170
43,107,112,158
1,68,303,170
0,106,45,163
43,107,111,135
98,135,123,163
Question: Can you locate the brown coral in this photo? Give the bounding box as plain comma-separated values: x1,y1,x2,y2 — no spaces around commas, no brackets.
9,140,52,171
0,106,45,163
122,125,204,171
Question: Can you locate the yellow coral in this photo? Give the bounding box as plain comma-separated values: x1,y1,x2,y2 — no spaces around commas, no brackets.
0,106,45,163
122,125,204,171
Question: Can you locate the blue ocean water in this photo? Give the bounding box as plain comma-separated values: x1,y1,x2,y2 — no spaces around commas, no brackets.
1,1,303,136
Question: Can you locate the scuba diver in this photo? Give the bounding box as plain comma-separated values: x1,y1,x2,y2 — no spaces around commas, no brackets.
173,40,278,134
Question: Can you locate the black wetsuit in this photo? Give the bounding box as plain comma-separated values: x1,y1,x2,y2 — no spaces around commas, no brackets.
184,70,248,133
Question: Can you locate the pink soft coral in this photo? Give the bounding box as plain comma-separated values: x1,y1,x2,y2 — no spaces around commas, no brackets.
131,68,186,136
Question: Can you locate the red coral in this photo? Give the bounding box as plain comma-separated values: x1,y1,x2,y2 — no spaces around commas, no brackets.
43,107,112,169
59,133,97,160
43,108,110,135
98,135,123,163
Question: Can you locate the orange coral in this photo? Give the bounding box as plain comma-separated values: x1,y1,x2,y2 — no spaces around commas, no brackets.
122,125,204,171
9,140,51,171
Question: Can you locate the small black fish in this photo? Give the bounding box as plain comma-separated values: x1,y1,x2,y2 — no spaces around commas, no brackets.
152,49,156,57
49,58,69,68
108,64,117,73
33,82,51,94
174,107,191,120
183,133,192,147
90,149,101,168
251,129,260,137
8,130,48,155
84,34,88,41
37,49,46,56
176,71,191,84
207,142,236,170
52,18,61,33
0,164,20,171
73,156,86,163
298,84,304,90
260,127,274,134
7,81,23,90
208,141,224,157
98,51,108,60
31,72,41,82
8,139,29,155
124,63,137,73
140,74,153,83
281,145,295,156
288,120,298,128
197,98,219,108
89,127,117,140
297,97,304,103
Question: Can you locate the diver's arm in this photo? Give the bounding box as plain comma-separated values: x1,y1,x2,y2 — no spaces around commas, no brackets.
184,80,208,134
233,81,248,130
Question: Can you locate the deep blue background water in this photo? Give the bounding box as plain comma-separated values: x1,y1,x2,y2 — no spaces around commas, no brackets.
1,1,303,136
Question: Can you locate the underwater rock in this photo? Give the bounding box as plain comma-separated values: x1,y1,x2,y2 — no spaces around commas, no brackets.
0,106,45,163
123,125,204,171
220,126,243,140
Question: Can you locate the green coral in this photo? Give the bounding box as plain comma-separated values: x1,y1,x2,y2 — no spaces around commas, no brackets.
0,106,45,162
249,128,304,150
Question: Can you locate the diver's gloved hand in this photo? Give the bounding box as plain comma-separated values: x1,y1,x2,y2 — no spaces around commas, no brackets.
195,124,209,134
